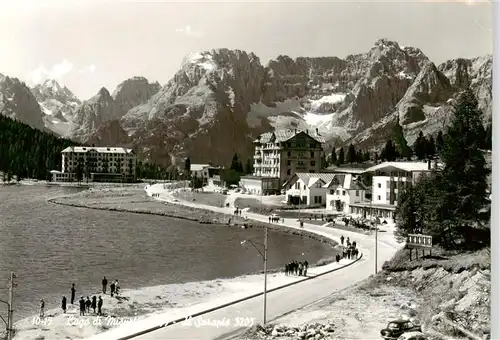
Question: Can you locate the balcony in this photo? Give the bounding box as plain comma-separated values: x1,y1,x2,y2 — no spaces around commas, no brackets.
263,145,280,150
254,154,262,159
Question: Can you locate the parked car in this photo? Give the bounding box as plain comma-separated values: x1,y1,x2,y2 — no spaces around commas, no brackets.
397,331,427,340
380,320,422,340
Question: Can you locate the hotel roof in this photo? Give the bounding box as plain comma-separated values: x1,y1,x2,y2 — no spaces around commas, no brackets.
254,129,325,144
282,172,336,188
61,146,134,154
190,164,210,171
363,162,431,173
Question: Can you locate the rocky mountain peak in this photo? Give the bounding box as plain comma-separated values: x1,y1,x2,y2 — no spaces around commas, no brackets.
68,87,117,140
31,79,80,104
96,87,111,99
112,76,161,119
0,74,45,130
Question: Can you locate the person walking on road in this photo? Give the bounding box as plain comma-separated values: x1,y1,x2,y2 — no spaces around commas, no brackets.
39,299,45,318
97,296,103,316
303,260,308,276
102,276,108,294
340,235,344,245
85,297,91,313
61,296,67,314
79,297,85,316
110,281,116,297
91,296,97,314
71,283,76,304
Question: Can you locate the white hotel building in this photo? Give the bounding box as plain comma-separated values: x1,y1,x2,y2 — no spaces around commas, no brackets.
349,162,433,222
239,129,324,195
50,146,137,183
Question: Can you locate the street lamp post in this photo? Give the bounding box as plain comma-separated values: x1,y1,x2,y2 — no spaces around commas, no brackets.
375,217,378,274
1,272,16,340
0,300,10,337
369,199,378,274
241,226,268,324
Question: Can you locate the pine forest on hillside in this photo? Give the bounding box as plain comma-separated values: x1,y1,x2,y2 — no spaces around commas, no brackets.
0,115,173,181
0,115,74,181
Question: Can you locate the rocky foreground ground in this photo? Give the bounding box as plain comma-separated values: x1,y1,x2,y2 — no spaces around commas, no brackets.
234,248,490,340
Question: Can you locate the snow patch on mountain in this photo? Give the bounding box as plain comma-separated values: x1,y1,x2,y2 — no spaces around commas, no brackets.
226,86,235,107
40,103,53,115
183,52,217,72
247,99,302,128
309,93,346,111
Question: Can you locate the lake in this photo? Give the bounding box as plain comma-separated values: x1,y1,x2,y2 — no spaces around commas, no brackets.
0,185,334,319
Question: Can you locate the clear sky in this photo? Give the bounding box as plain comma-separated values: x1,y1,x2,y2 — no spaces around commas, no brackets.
0,0,492,100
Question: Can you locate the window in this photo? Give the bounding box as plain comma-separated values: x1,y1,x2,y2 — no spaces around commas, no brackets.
386,192,390,201
330,190,334,194
298,152,304,158
287,160,291,165
336,190,340,195
378,183,381,188
316,182,322,188
318,196,322,203
287,169,291,175
356,190,359,197
310,151,314,157
342,190,346,196
310,160,316,166
310,170,315,173
287,151,291,157
377,195,381,200
295,182,300,189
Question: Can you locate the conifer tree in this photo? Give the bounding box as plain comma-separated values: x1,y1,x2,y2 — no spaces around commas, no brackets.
439,89,489,243
425,135,436,160
338,147,345,165
436,130,445,153
346,144,357,164
484,122,492,150
392,118,412,160
331,148,337,165
414,131,427,160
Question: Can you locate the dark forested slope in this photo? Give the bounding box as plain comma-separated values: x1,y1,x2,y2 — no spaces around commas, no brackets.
0,115,75,181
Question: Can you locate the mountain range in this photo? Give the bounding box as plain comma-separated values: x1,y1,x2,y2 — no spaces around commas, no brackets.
0,38,492,167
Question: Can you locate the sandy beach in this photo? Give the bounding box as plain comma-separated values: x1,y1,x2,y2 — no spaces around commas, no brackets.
11,184,346,340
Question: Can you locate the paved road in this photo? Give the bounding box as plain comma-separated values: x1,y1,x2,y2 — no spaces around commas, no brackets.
124,186,401,339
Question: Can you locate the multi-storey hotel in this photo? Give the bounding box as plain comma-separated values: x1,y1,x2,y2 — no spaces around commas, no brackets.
239,129,324,195
349,161,434,221
50,146,137,183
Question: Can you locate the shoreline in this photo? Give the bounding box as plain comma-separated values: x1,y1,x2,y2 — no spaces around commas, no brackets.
11,186,347,340
47,189,341,256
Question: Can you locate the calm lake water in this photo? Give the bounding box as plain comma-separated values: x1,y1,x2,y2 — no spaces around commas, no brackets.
0,186,334,319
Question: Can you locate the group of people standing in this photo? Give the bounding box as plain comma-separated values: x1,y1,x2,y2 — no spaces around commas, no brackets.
269,215,286,223
78,296,103,316
339,235,359,260
102,277,120,297
38,277,121,318
284,260,309,276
